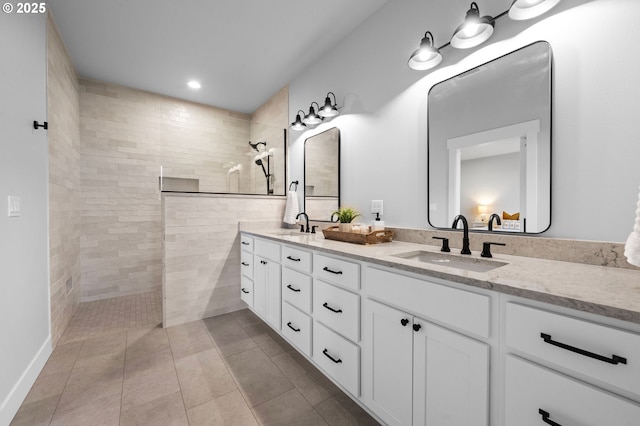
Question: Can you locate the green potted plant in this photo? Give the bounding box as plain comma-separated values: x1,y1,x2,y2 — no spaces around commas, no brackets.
333,207,360,232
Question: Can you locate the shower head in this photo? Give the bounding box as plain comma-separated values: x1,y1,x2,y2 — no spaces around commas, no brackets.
248,141,267,152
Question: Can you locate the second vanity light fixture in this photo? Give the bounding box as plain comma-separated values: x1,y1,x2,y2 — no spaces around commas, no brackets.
408,0,562,71
290,92,339,131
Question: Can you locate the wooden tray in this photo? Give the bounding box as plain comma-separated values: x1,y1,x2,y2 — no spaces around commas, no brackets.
322,226,394,245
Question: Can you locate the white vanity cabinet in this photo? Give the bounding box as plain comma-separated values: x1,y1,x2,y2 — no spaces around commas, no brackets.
253,238,281,330
363,267,491,426
503,300,640,425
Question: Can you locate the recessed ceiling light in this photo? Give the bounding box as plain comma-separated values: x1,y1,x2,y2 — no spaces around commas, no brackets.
187,80,201,89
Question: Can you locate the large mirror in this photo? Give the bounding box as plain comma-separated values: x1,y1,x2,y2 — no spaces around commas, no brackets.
428,41,551,233
304,127,340,221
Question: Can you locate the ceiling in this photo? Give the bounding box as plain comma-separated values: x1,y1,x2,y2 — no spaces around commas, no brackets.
49,0,389,114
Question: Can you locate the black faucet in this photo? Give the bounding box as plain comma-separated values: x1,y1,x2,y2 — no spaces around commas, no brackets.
451,214,471,255
488,213,501,231
296,212,310,233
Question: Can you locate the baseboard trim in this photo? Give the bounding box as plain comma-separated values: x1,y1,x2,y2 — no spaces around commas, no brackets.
0,335,52,426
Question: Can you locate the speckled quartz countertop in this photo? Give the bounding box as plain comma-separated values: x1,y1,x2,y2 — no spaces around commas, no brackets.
240,227,640,325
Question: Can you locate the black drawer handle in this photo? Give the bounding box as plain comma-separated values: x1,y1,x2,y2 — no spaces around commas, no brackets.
286,255,301,262
241,241,250,245
241,262,249,266
400,318,409,327
323,302,342,313
540,333,627,365
322,266,343,275
538,409,562,426
322,348,342,364
241,288,250,294
286,284,301,293
287,322,300,332
260,260,267,265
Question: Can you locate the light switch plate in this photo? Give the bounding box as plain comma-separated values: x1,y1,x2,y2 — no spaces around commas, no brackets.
371,200,383,215
8,195,21,217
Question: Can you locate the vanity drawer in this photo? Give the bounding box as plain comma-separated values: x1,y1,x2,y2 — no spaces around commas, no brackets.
313,280,360,342
314,254,360,291
506,302,640,396
313,321,360,397
505,355,640,426
281,245,312,274
282,302,312,357
240,234,254,252
282,267,312,314
254,238,280,262
364,267,491,338
240,250,253,279
240,275,253,306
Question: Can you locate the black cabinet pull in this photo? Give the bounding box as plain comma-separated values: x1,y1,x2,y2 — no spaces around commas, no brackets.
260,260,267,265
286,284,301,292
241,288,250,294
540,333,627,365
400,318,409,326
323,302,342,313
287,322,300,332
322,266,343,275
241,241,249,245
241,262,249,266
538,409,562,426
322,348,342,364
286,256,301,262
413,323,422,332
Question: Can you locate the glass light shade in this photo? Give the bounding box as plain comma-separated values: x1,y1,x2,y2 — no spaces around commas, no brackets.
478,205,488,214
290,112,306,131
451,3,495,49
408,32,442,71
318,93,339,118
509,0,562,20
303,104,322,125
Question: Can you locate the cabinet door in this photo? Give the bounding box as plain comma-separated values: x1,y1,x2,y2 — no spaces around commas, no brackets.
254,256,281,330
413,319,489,426
265,259,281,330
254,256,268,319
363,299,413,426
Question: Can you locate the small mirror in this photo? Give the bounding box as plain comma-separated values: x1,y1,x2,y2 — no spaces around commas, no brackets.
428,41,551,233
304,127,340,221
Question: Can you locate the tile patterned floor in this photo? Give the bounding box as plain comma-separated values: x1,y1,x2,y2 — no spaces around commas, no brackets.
11,292,380,425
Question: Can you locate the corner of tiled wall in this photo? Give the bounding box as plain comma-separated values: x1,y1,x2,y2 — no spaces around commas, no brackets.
47,12,82,347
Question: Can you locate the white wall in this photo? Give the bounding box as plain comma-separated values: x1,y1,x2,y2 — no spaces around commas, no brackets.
0,12,51,425
289,0,640,242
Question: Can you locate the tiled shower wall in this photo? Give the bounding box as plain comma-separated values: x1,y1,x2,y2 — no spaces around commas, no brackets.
163,194,286,327
47,14,81,346
77,80,289,301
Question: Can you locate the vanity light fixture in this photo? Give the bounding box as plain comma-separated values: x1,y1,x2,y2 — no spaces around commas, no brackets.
408,31,443,71
290,110,307,131
318,92,339,118
303,102,323,125
450,2,495,49
408,0,562,71
508,0,562,20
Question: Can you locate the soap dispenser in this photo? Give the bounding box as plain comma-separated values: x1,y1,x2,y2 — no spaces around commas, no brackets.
372,213,385,231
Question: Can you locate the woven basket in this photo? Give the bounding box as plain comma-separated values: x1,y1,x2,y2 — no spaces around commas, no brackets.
322,226,394,245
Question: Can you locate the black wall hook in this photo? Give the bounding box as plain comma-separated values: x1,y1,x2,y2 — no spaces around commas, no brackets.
33,121,48,130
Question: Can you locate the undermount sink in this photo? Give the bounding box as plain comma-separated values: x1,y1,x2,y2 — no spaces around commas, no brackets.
392,250,507,273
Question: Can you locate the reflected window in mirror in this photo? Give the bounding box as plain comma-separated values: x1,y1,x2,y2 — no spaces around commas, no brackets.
304,127,340,221
428,41,552,234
